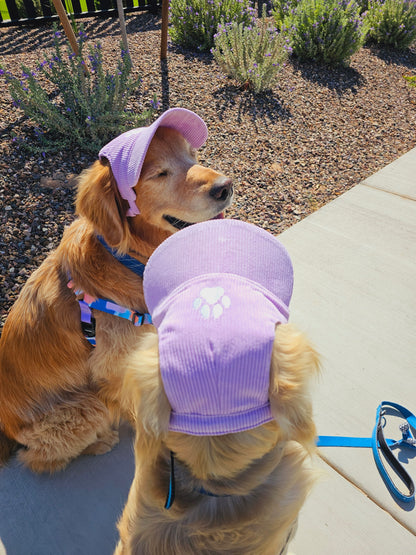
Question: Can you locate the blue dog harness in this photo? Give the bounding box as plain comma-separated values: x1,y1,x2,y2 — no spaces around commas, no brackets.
318,401,416,504
68,236,152,346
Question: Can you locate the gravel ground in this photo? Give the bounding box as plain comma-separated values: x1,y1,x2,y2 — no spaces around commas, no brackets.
1,13,416,328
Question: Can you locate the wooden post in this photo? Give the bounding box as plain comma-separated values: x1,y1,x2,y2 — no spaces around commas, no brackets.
51,0,80,56
116,0,129,54
161,0,169,60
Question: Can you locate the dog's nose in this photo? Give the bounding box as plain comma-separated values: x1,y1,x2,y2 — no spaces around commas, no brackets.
209,179,233,202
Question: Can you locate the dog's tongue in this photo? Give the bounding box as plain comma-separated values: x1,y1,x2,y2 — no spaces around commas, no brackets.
212,212,224,220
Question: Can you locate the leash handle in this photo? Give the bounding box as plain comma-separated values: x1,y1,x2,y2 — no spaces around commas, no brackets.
317,401,416,504
371,402,415,503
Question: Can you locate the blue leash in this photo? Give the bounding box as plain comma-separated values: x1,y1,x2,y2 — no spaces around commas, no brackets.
164,403,415,510
317,401,416,503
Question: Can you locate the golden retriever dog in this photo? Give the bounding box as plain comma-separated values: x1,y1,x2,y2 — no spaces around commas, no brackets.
0,108,233,473
115,219,320,555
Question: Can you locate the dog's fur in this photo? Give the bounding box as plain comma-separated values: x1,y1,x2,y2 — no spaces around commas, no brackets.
0,126,233,473
115,323,320,555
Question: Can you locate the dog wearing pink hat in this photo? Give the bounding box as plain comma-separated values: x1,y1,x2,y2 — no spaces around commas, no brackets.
116,219,320,555
0,108,233,473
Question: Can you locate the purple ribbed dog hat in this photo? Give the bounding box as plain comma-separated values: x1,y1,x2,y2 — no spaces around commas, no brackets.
99,108,208,217
143,219,294,436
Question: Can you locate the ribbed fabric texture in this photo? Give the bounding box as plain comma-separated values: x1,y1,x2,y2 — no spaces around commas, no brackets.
145,219,293,314
143,219,294,436
98,108,208,217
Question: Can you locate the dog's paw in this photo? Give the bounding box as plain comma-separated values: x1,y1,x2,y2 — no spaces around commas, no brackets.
17,448,70,473
82,428,119,456
193,286,231,320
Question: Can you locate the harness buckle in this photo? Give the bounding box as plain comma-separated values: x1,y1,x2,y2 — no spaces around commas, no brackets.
131,311,152,326
131,312,145,326
81,319,96,339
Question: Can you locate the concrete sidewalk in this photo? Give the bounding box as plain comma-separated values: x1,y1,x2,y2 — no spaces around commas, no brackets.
283,147,416,553
1,149,415,554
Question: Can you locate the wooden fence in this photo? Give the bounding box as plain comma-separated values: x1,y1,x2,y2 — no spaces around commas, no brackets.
0,0,161,26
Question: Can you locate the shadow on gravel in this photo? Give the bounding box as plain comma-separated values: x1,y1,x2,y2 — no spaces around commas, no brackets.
160,59,170,112
0,24,56,55
291,58,365,96
213,85,291,130
0,14,160,56
368,45,416,70
167,45,214,66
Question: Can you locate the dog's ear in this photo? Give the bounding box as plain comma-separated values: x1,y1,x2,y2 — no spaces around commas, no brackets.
122,330,171,457
75,159,131,249
269,323,320,451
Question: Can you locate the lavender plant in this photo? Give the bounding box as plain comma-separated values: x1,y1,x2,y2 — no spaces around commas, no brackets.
212,12,290,93
364,0,416,49
272,0,301,28
169,0,256,51
0,25,155,153
277,0,366,65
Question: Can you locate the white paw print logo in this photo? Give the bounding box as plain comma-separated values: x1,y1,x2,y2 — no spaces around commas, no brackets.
193,286,231,320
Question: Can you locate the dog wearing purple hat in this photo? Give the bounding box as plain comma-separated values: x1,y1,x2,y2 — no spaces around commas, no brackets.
0,108,233,473
115,219,320,555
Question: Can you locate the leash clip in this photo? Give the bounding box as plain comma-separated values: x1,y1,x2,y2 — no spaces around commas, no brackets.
399,422,416,446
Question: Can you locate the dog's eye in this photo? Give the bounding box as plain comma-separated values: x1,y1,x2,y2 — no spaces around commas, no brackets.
157,170,168,178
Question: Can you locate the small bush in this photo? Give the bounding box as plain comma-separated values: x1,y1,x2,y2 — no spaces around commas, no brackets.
403,73,416,87
212,13,290,93
278,0,366,65
364,0,416,49
169,0,256,51
0,25,155,153
272,0,301,28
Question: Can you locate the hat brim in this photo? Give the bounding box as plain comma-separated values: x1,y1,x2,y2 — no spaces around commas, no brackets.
143,219,293,315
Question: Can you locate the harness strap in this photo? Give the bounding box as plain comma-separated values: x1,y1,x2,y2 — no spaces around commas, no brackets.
317,401,416,504
67,237,148,346
83,297,152,326
68,280,152,347
96,235,146,278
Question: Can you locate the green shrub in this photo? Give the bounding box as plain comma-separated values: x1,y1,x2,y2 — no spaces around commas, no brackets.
272,0,300,29
0,25,155,153
169,0,256,51
355,0,370,13
364,0,416,49
278,0,366,65
403,73,416,86
212,13,290,93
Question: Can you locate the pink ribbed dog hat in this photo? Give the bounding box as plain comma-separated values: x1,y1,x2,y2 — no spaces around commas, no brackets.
99,108,208,217
143,219,294,436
